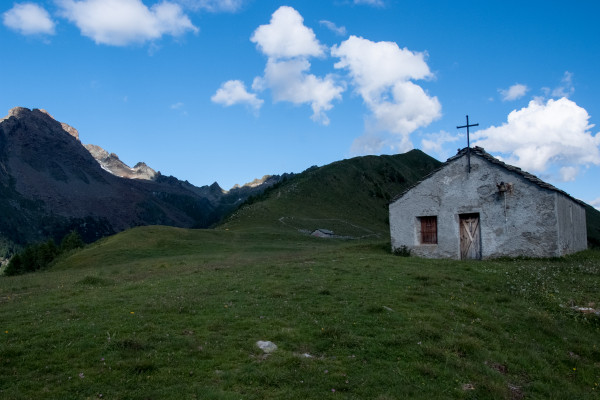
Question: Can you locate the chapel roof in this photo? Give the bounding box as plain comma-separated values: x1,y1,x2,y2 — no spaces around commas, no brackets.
390,146,585,206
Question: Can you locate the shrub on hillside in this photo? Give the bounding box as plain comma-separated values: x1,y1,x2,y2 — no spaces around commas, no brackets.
60,230,85,252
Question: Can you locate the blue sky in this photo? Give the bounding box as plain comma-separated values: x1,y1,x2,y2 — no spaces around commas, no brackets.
2,0,599,208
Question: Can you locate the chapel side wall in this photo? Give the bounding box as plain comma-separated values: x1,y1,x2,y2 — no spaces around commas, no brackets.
390,154,561,259
556,194,588,255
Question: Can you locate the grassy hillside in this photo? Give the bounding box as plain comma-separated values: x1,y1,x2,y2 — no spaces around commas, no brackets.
2,151,599,398
223,149,441,237
1,226,599,399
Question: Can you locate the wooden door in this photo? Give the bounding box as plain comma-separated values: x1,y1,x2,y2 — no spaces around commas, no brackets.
460,214,481,260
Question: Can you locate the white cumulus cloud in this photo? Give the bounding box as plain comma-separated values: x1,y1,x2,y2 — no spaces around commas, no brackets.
244,6,344,125
499,83,528,101
472,97,600,180
332,36,433,100
56,0,198,46
2,2,56,35
250,6,324,59
332,35,441,153
590,197,600,211
252,59,343,125
211,80,263,111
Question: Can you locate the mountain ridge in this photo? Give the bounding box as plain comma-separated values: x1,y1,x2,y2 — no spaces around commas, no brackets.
0,107,284,259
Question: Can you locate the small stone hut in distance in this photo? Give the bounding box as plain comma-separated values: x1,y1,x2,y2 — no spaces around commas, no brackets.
389,147,587,260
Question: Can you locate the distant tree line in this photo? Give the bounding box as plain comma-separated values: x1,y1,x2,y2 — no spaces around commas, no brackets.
3,231,84,276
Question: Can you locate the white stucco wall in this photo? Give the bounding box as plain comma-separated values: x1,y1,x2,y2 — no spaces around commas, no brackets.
390,153,587,259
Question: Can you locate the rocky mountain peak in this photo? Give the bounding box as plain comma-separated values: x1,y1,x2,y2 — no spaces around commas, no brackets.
209,182,224,193
3,107,80,141
39,109,80,140
3,107,50,125
3,107,157,181
84,144,157,180
7,106,30,118
85,144,110,160
60,122,79,141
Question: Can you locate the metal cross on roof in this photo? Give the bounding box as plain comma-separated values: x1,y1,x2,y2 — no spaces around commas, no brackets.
457,115,479,173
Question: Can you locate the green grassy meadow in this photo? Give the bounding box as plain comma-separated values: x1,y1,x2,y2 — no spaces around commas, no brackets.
1,226,599,399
